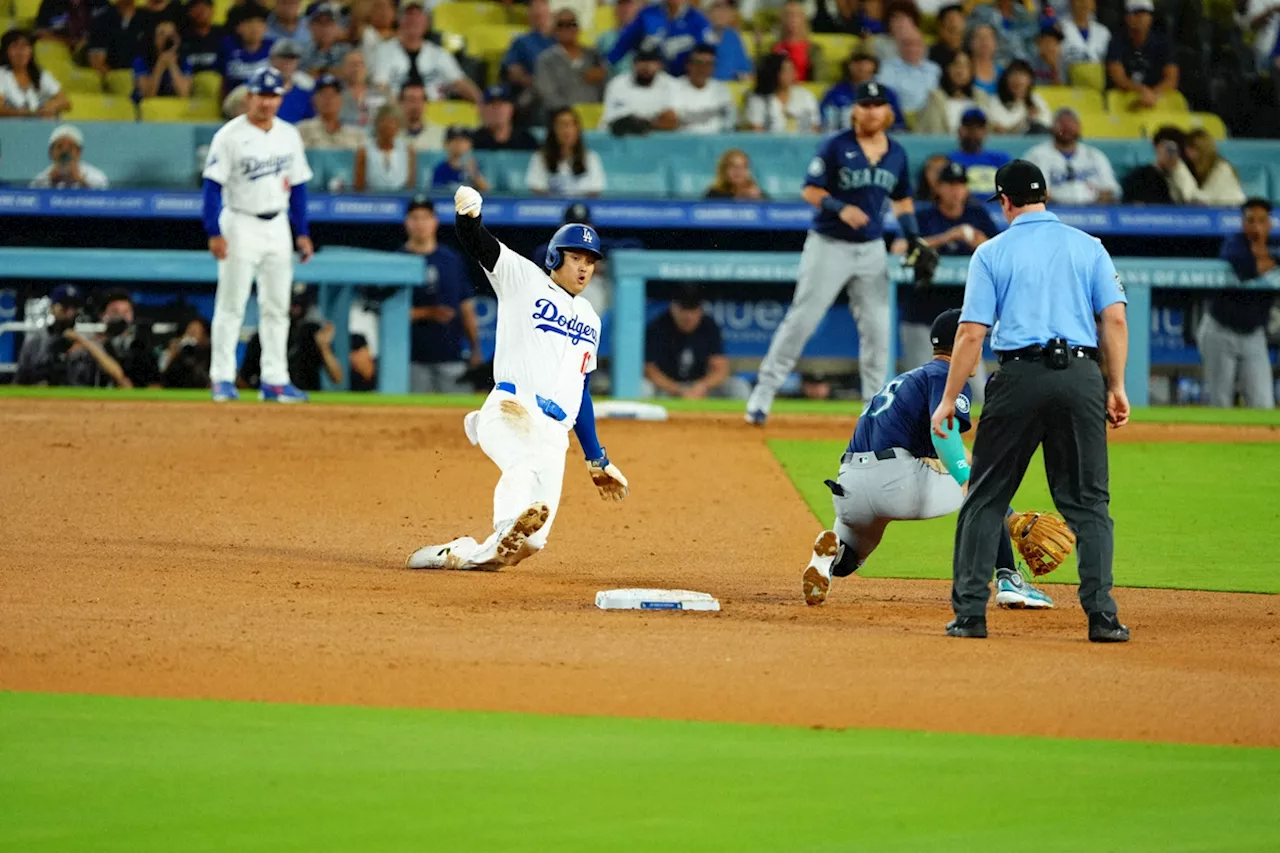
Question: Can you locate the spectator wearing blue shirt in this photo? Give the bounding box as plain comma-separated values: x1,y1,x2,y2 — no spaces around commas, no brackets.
266,0,311,49
820,50,905,132
133,18,191,98
874,27,938,114
596,0,640,79
1199,198,1278,409
968,0,1037,64
218,3,273,95
266,39,316,123
707,0,752,81
892,161,999,397
966,23,1004,97
606,0,717,78
431,127,491,192
948,108,1011,197
502,0,555,97
402,196,482,394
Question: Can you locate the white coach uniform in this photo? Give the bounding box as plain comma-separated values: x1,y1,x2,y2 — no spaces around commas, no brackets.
465,242,603,554
203,96,313,388
1021,137,1119,205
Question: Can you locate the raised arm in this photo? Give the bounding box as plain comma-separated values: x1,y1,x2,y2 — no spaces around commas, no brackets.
453,186,501,272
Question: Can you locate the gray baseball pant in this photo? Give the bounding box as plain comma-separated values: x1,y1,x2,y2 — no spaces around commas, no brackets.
1197,314,1275,409
752,231,890,407
831,448,964,570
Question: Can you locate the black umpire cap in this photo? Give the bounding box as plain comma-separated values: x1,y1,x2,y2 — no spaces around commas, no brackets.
988,159,1048,205
930,308,963,350
854,81,889,105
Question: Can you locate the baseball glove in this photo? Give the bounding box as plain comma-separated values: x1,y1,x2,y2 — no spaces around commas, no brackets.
904,237,940,290
1007,511,1076,576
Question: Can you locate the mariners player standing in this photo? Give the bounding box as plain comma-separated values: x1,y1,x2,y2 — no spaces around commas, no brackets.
203,66,315,403
801,309,1053,610
746,81,938,424
406,186,629,571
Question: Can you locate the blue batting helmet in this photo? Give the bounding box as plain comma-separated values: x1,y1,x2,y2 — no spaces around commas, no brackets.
544,222,602,270
246,67,286,96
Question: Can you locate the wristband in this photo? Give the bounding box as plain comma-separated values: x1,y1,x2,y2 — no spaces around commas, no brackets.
820,196,846,215
898,211,920,241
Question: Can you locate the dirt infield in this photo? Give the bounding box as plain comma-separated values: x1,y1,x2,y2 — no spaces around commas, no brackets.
2,400,1277,748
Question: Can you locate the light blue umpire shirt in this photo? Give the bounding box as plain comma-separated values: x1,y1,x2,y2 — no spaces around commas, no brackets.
960,211,1127,350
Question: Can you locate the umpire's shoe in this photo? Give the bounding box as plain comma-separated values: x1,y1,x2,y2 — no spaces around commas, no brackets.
946,615,987,639
1088,612,1130,643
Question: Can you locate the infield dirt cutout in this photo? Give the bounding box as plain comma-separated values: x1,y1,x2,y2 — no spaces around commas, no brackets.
2,400,1277,748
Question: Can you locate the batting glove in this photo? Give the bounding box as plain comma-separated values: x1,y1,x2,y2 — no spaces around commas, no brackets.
587,451,628,501
455,185,482,218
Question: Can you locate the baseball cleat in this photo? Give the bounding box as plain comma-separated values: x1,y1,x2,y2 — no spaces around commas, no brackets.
946,616,988,638
406,536,479,570
995,568,1054,609
1088,612,1131,643
260,383,310,403
802,529,840,606
211,381,239,402
470,503,551,570
745,410,767,426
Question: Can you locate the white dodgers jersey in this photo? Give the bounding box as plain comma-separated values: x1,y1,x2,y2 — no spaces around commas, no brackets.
202,115,313,215
485,242,601,429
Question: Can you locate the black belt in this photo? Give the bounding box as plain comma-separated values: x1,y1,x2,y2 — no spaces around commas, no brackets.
233,209,282,221
997,344,1099,365
840,448,900,464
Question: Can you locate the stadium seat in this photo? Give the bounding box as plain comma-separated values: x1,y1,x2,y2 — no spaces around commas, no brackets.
139,97,222,122
1140,110,1229,140
755,160,805,200
506,3,528,25
1068,62,1104,91
810,33,860,78
1236,163,1270,200
474,150,531,193
413,151,447,190
572,101,603,130
213,0,235,26
1078,110,1145,138
104,69,134,97
466,24,524,68
725,80,749,112
63,93,137,121
307,149,356,191
34,38,74,69
62,65,106,94
13,0,41,26
192,71,224,100
1106,88,1189,113
669,154,720,198
1037,85,1104,114
424,99,479,129
600,156,669,196
592,5,616,35
433,1,509,33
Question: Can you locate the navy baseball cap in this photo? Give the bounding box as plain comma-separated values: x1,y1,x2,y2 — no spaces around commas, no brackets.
563,202,591,224
50,284,83,307
314,73,341,93
635,44,664,63
445,125,470,142
406,194,435,214
939,161,968,184
988,159,1048,204
960,107,987,126
854,81,888,105
247,67,286,95
930,309,963,350
1038,21,1064,40
483,84,512,103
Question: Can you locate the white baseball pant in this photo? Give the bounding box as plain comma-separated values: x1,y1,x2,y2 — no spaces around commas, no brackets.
210,209,295,386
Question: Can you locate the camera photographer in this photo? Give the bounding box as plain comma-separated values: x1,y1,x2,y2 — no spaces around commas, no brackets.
238,285,343,392
134,19,193,99
96,289,161,387
28,124,109,190
160,316,213,389
15,285,130,387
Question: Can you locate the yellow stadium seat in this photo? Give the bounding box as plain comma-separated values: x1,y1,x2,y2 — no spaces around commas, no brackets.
425,99,479,128
1068,62,1104,91
1141,110,1229,140
572,101,602,130
64,93,136,121
193,70,224,100
1078,110,1145,139
434,2,509,33
811,33,861,67
62,66,106,94
725,80,749,108
465,24,525,66
593,5,616,35
506,3,528,25
35,39,73,69
140,97,223,122
213,0,234,26
13,0,41,26
104,68,134,96
1037,85,1104,114
800,81,827,103
1105,88,1189,114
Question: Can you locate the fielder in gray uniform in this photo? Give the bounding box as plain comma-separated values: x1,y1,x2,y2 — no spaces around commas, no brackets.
801,309,1054,610
746,82,936,424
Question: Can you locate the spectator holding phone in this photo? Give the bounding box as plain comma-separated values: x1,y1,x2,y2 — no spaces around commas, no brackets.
135,19,192,98
431,127,490,191
30,124,109,189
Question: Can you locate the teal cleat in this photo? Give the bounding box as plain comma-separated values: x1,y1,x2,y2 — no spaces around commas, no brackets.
995,567,1054,609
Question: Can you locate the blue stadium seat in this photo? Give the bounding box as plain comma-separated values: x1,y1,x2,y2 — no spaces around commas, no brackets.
307,150,356,191
474,150,532,194
600,154,670,196
754,159,807,200
1236,163,1270,202
414,152,447,191
669,154,720,199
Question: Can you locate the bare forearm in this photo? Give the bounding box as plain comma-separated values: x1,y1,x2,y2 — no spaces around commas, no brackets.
644,363,684,395
1099,314,1128,391
1154,66,1179,94
801,185,829,210
702,356,730,389
319,344,343,383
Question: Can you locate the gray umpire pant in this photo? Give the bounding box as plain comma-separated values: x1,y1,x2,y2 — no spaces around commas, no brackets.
952,357,1117,619
755,231,891,401
900,321,988,404
1197,314,1276,409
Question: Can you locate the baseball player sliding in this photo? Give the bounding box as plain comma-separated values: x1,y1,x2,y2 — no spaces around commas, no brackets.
801,309,1060,609
202,66,315,403
746,81,939,424
406,186,629,571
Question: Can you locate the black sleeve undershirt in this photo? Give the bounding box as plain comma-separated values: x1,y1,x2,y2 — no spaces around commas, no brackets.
454,213,501,273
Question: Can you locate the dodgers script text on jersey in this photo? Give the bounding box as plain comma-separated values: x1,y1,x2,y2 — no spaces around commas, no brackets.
532,299,599,346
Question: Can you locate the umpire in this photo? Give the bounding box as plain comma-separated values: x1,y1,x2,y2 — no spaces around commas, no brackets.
930,160,1132,643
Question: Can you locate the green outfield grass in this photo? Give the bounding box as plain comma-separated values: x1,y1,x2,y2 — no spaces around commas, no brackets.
2,692,1277,853
2,385,1279,425
769,440,1280,594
